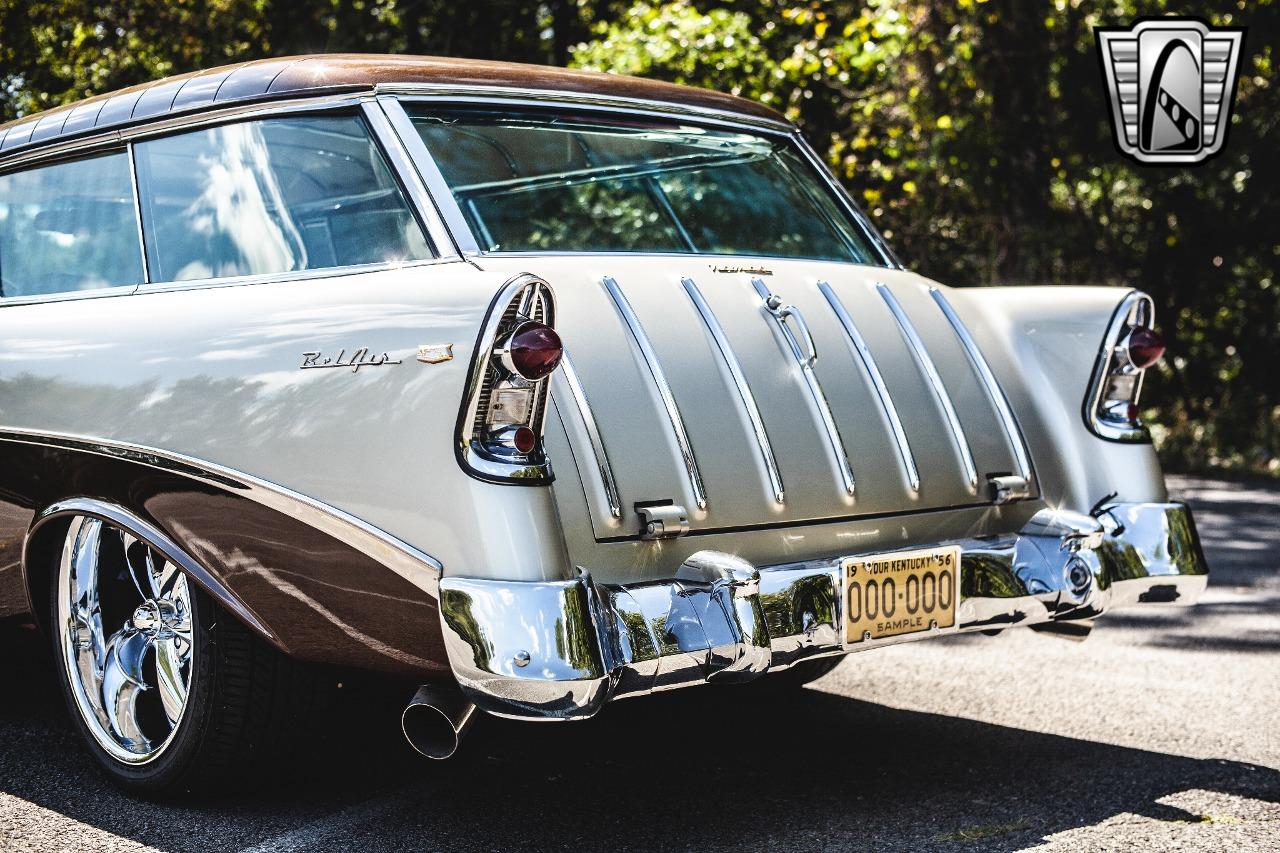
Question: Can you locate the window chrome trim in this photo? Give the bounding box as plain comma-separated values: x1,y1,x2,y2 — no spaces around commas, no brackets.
929,287,1034,481
125,257,460,299
361,101,457,260
379,86,794,133
877,283,979,492
0,426,444,595
601,275,707,510
388,94,896,270
752,277,856,498
818,280,919,493
125,141,151,285
0,257,461,308
0,282,139,308
373,97,478,256
554,351,623,519
682,276,784,504
789,131,902,270
0,93,372,174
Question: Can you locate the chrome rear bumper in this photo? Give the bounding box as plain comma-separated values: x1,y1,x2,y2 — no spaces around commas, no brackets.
438,502,1207,721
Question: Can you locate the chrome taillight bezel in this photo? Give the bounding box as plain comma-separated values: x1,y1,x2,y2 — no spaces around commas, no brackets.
456,273,559,484
1084,291,1158,443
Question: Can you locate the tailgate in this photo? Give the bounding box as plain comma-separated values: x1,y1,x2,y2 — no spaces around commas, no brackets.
478,256,1036,539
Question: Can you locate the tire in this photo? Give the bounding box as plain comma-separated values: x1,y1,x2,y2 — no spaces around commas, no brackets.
49,514,310,796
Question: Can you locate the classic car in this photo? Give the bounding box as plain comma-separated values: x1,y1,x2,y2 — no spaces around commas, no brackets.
0,55,1206,794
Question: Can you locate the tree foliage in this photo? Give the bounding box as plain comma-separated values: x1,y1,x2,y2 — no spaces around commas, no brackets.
1,0,1277,473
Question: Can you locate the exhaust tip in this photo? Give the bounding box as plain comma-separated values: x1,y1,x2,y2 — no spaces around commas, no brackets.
401,686,477,760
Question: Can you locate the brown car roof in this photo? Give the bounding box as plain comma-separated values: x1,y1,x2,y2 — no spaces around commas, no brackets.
0,54,787,158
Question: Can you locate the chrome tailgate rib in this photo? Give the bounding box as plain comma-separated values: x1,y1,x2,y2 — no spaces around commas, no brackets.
512,257,1031,539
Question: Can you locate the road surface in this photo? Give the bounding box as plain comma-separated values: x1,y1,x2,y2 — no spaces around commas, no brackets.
1,475,1276,851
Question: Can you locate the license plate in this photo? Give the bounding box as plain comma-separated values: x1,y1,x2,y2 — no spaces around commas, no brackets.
842,546,960,645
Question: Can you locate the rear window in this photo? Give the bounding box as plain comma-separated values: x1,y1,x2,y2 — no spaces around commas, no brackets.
408,107,880,264
0,152,144,299
134,114,431,283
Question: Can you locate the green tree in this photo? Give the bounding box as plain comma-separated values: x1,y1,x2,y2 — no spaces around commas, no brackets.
1,0,1276,473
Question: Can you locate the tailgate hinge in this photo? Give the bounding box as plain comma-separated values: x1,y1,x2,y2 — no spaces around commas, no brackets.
636,502,689,540
988,474,1031,505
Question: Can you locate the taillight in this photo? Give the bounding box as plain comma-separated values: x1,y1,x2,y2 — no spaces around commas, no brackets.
498,322,563,380
1085,292,1161,442
1123,326,1166,370
457,274,561,483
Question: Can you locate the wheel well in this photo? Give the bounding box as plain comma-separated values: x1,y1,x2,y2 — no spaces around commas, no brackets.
22,515,71,636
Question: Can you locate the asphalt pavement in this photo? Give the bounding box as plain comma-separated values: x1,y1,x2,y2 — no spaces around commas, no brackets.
1,474,1276,851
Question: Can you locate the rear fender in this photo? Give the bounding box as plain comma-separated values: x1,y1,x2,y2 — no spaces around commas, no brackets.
935,284,1166,513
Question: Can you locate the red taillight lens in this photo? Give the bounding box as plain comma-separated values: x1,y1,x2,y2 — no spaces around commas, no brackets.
1126,327,1166,369
504,322,563,380
512,426,537,454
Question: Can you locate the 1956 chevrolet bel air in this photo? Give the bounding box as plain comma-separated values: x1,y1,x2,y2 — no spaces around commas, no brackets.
0,55,1206,793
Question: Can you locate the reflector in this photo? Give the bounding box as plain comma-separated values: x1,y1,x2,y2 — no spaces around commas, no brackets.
513,426,537,454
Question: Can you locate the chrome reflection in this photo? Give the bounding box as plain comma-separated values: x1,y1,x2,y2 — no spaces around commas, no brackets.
57,515,195,764
751,277,856,497
554,350,623,519
682,277,784,504
401,684,477,760
601,275,707,509
877,283,979,492
929,287,1033,483
818,280,919,493
436,501,1207,720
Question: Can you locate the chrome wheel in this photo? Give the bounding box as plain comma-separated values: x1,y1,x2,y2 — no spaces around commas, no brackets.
57,516,195,764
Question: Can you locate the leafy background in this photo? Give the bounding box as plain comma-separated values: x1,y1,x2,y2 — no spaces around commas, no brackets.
1,0,1276,476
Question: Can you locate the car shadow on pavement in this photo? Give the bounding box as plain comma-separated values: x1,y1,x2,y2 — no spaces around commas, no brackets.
1,618,1276,852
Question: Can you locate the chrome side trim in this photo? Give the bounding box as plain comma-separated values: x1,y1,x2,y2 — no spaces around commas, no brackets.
554,350,623,519
929,288,1033,482
818,280,919,493
29,497,273,643
601,275,707,510
877,284,979,492
0,427,444,596
681,277,784,504
1084,290,1155,443
751,277,855,497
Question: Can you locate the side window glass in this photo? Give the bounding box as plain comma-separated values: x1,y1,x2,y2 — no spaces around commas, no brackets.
134,114,432,283
0,152,144,299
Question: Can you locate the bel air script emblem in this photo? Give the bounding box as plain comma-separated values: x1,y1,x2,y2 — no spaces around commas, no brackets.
300,348,402,372
1096,18,1245,165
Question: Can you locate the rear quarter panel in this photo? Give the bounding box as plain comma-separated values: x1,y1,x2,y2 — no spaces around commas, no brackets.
933,283,1167,509
0,261,573,671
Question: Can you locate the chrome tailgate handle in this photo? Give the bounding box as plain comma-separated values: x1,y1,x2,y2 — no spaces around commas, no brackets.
751,277,855,497
764,293,818,368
